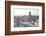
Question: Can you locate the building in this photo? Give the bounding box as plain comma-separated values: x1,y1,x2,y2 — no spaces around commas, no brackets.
21,11,34,22
14,11,36,25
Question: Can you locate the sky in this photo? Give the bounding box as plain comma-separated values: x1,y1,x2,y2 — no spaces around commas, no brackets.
13,8,39,16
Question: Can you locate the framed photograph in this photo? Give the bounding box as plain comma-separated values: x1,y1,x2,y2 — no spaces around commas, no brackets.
5,1,45,35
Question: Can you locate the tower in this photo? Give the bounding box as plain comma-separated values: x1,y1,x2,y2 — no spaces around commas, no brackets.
28,11,32,22
29,11,31,17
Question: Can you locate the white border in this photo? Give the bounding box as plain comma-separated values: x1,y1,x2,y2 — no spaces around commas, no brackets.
11,5,42,31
